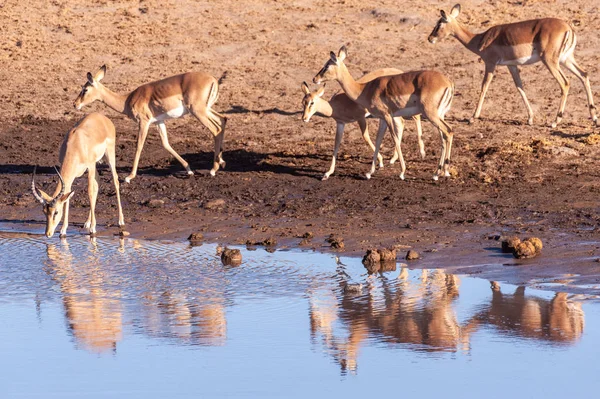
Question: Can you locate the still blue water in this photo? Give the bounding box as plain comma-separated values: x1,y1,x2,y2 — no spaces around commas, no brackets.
1,231,598,398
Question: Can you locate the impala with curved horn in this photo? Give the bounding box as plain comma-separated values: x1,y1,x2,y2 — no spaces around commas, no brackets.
313,46,454,181
32,113,125,238
428,4,597,127
301,67,425,181
74,65,227,183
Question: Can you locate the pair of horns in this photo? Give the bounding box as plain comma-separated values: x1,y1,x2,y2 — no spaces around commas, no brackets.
31,166,65,205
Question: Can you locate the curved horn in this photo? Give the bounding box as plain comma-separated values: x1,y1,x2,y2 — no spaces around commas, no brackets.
31,166,46,204
51,165,66,205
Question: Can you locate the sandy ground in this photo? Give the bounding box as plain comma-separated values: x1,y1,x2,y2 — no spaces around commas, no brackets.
2,0,600,292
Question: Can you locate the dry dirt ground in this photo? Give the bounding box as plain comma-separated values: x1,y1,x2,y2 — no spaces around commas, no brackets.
2,0,600,291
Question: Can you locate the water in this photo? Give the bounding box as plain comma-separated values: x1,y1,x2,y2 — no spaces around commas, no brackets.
1,231,599,398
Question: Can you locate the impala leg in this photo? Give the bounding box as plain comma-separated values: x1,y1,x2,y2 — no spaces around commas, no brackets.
563,58,598,126
157,122,193,176
544,59,570,128
191,107,225,176
366,119,387,179
358,117,384,168
472,63,496,123
59,199,70,238
413,114,425,159
507,66,534,125
87,165,99,236
126,120,151,183
213,110,227,168
389,116,406,180
323,122,345,181
426,110,452,181
105,143,125,229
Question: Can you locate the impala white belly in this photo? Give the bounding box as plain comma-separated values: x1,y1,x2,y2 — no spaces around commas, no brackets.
392,106,420,118
150,104,188,123
499,53,541,66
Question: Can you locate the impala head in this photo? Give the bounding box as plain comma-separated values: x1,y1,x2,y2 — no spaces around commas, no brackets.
301,82,326,123
428,4,461,44
74,65,107,110
31,166,74,238
313,46,347,85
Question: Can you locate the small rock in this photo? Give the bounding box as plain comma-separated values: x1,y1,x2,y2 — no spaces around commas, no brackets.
377,248,396,262
513,241,537,259
221,248,242,266
147,199,164,208
263,237,277,246
302,232,314,239
501,236,521,253
188,232,204,241
549,146,579,157
406,250,420,261
204,199,226,210
299,238,311,246
524,237,543,254
326,233,344,250
362,249,381,273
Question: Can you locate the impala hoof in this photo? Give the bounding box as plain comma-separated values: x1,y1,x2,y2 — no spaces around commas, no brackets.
210,170,216,177
187,170,194,176
219,160,226,168
468,118,476,125
551,122,558,129
444,171,451,177
59,233,67,239
399,173,405,180
365,173,372,180
433,175,439,181
420,152,426,160
321,174,330,181
527,118,534,126
124,176,134,183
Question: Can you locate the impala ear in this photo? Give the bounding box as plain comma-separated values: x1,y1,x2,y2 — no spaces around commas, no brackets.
301,81,310,94
86,72,95,85
59,191,75,203
38,188,54,203
440,10,448,22
316,84,326,97
450,4,461,18
93,65,106,82
329,51,337,63
337,46,347,62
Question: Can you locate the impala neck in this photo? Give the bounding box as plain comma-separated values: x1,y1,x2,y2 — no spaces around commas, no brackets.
97,83,128,115
315,98,333,117
451,21,479,54
336,63,365,104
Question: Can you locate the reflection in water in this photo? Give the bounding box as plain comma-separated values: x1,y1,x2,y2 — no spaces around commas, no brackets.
462,281,585,345
45,239,123,354
43,237,228,353
310,265,586,374
1,233,589,371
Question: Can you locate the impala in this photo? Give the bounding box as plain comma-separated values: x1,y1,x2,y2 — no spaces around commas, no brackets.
302,67,425,181
31,113,125,238
313,46,454,180
74,66,227,182
428,4,597,127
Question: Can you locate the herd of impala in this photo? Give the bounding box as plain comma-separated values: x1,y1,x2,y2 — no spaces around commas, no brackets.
30,4,598,238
